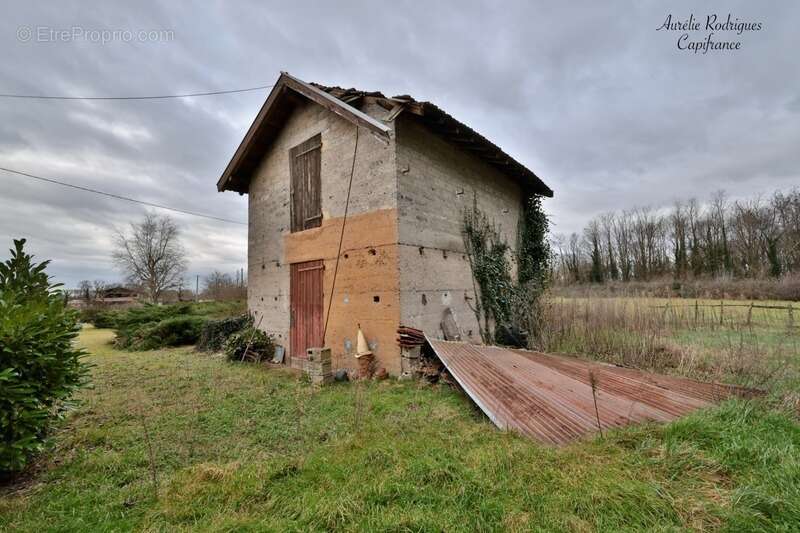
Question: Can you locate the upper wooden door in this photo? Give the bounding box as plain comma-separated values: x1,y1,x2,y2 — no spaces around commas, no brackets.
289,134,322,232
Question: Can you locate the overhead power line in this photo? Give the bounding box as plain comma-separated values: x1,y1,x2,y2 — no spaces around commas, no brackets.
0,84,274,101
0,166,246,225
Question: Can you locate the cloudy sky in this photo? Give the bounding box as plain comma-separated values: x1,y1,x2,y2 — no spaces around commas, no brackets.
2,1,798,288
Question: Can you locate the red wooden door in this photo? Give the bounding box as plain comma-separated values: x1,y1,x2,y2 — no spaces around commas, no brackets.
290,260,324,360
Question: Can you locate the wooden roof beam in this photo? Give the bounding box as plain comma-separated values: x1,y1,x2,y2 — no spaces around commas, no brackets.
280,72,391,139
218,72,392,192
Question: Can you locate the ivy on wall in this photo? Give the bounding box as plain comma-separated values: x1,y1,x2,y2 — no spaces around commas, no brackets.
517,194,550,287
462,192,550,346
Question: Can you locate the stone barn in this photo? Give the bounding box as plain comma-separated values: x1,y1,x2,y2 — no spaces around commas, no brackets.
217,72,552,376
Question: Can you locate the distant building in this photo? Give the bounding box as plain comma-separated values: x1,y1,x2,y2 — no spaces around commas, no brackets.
92,286,141,306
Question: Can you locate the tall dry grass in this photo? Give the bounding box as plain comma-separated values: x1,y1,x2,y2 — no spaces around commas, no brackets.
529,297,798,392
531,298,679,370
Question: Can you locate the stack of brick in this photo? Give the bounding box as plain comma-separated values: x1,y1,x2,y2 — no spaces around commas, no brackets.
400,345,421,378
305,347,333,384
397,326,425,379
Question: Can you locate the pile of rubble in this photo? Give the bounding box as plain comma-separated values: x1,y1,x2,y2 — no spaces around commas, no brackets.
396,326,452,384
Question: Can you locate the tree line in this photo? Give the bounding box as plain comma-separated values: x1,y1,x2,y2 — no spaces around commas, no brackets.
552,188,800,284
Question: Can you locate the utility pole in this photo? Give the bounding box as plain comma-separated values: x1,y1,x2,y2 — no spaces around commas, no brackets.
195,275,199,302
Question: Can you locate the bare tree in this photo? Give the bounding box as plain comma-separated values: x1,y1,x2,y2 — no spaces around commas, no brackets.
686,198,703,276
112,213,187,303
584,219,604,283
204,270,235,300
614,211,633,281
773,189,800,272
732,197,766,277
566,232,583,282
77,280,92,301
92,279,108,300
600,213,618,280
670,201,689,279
709,190,733,276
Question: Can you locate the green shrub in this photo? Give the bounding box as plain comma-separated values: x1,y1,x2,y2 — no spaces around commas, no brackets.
123,316,209,351
223,327,274,362
197,315,251,352
92,310,120,329
78,307,101,324
0,239,88,473
78,307,119,329
113,304,193,349
108,302,247,352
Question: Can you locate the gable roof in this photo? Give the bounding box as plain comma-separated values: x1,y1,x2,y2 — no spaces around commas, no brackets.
217,72,552,197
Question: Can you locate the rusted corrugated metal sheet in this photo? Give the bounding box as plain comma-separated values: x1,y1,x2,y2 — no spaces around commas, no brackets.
427,340,752,445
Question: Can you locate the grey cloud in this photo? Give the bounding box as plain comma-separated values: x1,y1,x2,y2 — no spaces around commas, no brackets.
1,0,798,287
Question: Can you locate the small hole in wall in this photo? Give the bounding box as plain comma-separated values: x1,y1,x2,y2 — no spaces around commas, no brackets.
468,330,473,337
421,294,427,305
344,253,349,259
274,297,278,301
418,247,425,255
260,297,264,301
373,295,380,303
261,263,265,270
368,248,377,256
276,261,281,267
442,250,448,259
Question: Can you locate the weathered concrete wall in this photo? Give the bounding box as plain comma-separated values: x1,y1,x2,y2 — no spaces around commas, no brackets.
395,115,524,342
247,97,526,374
247,98,401,374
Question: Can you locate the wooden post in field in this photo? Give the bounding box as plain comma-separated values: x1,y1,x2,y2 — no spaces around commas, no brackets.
747,302,753,327
789,304,795,331
719,300,724,326
694,299,699,328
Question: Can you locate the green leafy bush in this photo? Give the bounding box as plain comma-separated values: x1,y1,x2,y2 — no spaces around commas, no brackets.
197,315,251,352
0,239,88,473
78,307,120,329
107,302,247,352
92,310,119,329
223,327,274,362
78,307,101,324
113,304,193,349
123,316,208,351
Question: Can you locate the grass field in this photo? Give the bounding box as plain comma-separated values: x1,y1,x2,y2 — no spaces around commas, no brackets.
1,327,799,531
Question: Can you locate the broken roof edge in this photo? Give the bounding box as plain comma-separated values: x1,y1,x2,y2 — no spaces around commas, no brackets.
217,72,553,198
411,101,553,198
306,82,553,198
217,72,391,193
